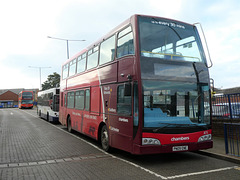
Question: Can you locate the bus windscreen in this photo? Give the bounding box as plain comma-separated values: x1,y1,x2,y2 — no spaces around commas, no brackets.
139,16,204,63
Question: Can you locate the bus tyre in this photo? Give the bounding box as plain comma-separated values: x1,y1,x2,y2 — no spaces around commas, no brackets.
67,117,72,133
101,125,111,152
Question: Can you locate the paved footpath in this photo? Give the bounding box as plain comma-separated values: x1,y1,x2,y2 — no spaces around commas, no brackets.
0,109,159,180
199,136,240,165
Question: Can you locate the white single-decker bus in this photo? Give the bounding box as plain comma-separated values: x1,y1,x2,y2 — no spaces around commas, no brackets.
37,88,60,122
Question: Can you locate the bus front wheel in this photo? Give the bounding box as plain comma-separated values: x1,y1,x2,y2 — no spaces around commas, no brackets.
101,125,111,152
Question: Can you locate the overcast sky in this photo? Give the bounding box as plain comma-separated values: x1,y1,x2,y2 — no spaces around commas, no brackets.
0,0,239,90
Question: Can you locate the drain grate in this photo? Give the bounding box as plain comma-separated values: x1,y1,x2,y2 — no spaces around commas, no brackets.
0,154,110,169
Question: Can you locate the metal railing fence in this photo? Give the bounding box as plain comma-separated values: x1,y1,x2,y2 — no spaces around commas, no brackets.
212,93,240,119
224,123,240,157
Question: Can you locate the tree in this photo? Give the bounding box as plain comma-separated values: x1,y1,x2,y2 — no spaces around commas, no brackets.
41,72,60,90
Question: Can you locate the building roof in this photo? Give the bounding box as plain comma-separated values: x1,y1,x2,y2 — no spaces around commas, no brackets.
0,88,39,96
215,87,240,94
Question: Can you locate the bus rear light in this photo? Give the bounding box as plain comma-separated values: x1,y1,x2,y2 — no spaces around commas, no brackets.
142,138,161,145
198,134,212,142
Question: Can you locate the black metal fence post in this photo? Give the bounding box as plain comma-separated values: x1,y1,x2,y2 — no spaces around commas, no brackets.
224,123,229,154
228,95,233,119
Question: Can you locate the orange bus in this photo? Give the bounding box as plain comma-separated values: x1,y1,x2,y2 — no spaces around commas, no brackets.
18,91,34,109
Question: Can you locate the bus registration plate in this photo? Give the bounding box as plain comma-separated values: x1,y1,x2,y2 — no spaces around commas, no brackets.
172,146,188,152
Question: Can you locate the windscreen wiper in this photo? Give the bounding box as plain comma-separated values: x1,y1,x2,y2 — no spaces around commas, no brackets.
153,123,206,133
153,123,173,132
153,123,190,132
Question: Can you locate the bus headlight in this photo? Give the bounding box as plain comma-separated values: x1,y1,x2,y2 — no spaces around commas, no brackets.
198,134,212,142
142,138,161,145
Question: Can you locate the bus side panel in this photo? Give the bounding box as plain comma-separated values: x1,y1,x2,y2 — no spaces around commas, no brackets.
69,93,101,140
118,57,135,82
59,92,67,126
109,114,133,152
64,74,103,140
59,78,67,126
67,70,99,89
98,62,117,84
81,86,101,140
107,57,135,152
91,87,100,115
102,85,133,152
81,111,100,140
68,108,81,132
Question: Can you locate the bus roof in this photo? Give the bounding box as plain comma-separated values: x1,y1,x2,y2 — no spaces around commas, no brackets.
19,90,33,94
38,88,59,96
62,14,195,66
62,15,133,66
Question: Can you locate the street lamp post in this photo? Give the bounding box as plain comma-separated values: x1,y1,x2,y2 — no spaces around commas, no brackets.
28,66,51,90
47,36,86,59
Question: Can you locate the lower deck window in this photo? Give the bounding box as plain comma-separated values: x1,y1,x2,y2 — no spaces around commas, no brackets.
67,92,75,109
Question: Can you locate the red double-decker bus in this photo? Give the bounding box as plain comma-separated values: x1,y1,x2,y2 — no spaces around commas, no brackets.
18,91,34,109
59,14,213,154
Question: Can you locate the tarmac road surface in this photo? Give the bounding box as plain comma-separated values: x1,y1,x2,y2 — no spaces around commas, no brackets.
0,108,240,180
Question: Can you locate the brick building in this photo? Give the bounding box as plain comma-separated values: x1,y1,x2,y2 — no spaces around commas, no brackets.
0,89,38,108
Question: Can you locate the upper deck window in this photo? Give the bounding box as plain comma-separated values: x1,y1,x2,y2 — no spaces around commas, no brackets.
77,53,86,73
117,26,134,58
22,92,33,99
62,64,69,79
69,58,76,77
87,46,99,70
99,35,116,65
139,16,204,62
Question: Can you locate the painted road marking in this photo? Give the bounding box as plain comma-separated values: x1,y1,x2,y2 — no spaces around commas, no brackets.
165,166,239,179
0,154,111,168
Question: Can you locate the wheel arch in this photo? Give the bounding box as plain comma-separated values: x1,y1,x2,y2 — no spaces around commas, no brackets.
66,114,71,126
98,122,106,142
